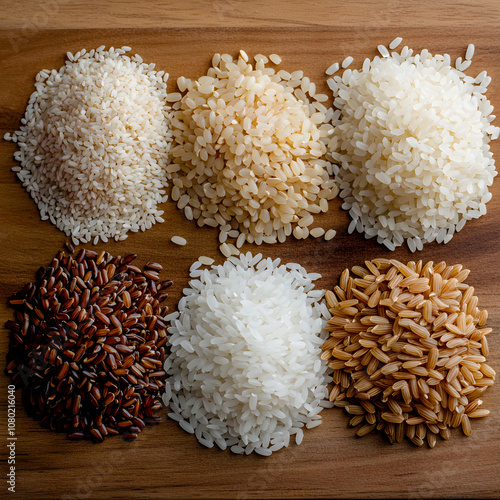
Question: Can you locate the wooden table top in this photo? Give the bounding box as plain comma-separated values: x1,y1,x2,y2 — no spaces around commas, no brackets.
0,1,499,498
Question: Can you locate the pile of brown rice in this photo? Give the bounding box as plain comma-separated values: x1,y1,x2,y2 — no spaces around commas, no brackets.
321,258,494,447
167,51,339,256
5,46,172,245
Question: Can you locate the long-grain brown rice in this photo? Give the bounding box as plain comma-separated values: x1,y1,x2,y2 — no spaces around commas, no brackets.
322,258,494,447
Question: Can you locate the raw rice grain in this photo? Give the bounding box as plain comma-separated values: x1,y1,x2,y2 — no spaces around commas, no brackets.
5,47,172,244
167,52,338,254
164,252,329,455
321,258,493,447
326,39,499,251
171,236,187,246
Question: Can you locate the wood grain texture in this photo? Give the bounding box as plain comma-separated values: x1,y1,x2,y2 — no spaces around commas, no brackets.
1,0,500,30
0,2,499,498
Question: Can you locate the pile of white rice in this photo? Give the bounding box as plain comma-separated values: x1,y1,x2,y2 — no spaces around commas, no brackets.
326,38,499,251
5,46,172,244
167,51,339,255
163,253,331,456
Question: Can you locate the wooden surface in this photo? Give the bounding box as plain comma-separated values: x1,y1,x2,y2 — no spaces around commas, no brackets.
0,1,499,498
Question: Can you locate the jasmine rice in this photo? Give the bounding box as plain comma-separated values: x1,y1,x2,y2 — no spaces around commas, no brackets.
163,253,331,455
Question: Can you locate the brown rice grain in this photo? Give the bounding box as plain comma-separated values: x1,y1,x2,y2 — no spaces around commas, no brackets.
321,259,493,447
467,408,490,418
461,414,472,436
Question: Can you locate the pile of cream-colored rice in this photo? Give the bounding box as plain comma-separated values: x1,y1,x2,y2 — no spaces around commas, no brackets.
5,46,172,244
167,51,339,255
326,38,499,251
163,253,332,455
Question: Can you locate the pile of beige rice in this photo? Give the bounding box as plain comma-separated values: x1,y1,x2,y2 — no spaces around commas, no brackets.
167,51,339,255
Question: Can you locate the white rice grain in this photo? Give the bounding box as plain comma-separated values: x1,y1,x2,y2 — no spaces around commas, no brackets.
341,56,353,69
171,236,187,246
310,227,325,238
389,37,403,50
269,53,282,65
377,45,390,57
5,46,172,244
163,252,329,455
466,43,475,61
326,62,340,76
326,39,499,251
324,229,337,241
198,256,215,266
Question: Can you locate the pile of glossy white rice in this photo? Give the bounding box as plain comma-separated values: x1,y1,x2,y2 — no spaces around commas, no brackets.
326,38,499,251
5,46,172,244
163,253,331,456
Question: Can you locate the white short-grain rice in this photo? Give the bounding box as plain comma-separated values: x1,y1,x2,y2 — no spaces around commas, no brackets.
171,235,187,246
310,227,325,238
5,46,172,244
326,38,499,251
269,53,282,65
324,229,336,241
